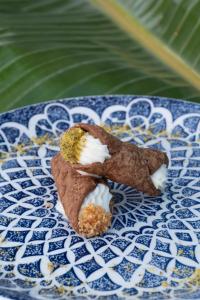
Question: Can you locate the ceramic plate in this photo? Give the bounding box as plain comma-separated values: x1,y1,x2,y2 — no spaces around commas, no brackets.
0,95,200,300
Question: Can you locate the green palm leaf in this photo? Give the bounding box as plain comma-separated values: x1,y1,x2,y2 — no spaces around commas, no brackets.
0,0,200,112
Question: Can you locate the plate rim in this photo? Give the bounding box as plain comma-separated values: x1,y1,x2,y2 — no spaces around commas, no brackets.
1,94,200,118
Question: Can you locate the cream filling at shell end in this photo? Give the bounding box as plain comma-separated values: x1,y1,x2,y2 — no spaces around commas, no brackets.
79,133,111,165
151,164,167,191
56,198,67,218
81,183,112,213
55,183,112,218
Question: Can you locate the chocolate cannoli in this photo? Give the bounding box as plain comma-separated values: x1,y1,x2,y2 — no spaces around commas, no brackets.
60,124,168,196
51,153,113,237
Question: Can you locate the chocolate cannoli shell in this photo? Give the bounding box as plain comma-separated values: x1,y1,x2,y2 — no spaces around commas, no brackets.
72,123,168,196
51,153,106,232
141,147,169,175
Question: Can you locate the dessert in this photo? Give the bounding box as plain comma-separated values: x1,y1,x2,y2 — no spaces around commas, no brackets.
51,154,112,237
51,123,168,237
60,123,168,196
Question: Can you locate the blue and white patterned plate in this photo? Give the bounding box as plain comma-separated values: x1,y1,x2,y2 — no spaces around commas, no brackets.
0,95,200,300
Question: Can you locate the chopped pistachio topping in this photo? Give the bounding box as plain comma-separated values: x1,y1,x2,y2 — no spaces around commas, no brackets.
60,127,86,163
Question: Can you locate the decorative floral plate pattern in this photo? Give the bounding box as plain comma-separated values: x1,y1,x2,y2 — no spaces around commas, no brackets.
0,95,200,300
